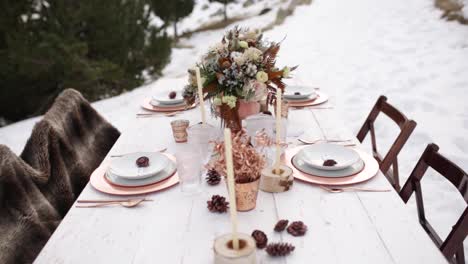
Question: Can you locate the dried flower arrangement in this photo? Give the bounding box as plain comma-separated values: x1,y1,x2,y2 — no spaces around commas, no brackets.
209,129,266,184
183,27,297,129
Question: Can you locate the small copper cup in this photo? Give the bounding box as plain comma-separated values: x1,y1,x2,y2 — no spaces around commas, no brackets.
171,120,189,143
234,179,260,211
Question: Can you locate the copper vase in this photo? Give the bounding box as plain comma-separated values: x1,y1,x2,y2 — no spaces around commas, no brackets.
237,100,260,120
234,179,260,211
216,100,261,133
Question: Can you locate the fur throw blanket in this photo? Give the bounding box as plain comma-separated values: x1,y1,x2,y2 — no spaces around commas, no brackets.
0,145,61,264
21,88,120,216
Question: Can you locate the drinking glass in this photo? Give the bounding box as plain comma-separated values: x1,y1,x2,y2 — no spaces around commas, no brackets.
175,148,202,194
170,119,189,142
187,123,218,164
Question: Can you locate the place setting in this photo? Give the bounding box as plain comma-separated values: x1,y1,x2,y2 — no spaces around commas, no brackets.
88,150,180,197
139,89,197,116
283,85,330,109
285,142,388,189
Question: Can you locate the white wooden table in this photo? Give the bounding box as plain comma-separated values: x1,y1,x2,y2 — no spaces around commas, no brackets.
34,101,448,264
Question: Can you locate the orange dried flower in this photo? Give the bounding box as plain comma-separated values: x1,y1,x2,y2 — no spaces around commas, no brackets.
210,129,265,183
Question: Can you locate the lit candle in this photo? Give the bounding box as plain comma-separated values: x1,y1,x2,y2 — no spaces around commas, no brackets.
275,90,282,174
224,128,239,250
195,67,206,124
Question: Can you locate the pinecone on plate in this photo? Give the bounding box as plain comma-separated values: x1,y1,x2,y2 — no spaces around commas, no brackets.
206,169,221,186
251,230,268,249
274,219,289,232
287,221,307,236
207,195,229,213
266,242,295,256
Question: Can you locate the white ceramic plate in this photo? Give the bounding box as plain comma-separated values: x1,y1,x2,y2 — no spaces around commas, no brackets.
292,153,365,178
150,98,185,107
284,86,317,100
151,91,184,105
106,159,176,187
299,144,361,171
109,152,169,180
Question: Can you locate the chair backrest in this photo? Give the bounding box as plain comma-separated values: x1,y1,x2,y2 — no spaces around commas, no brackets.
400,144,468,264
357,95,417,191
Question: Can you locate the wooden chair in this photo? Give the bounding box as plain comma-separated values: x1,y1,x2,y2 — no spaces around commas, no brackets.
357,96,417,191
400,144,468,264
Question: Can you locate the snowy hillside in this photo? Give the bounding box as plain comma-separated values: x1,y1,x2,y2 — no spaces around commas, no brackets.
1,0,468,252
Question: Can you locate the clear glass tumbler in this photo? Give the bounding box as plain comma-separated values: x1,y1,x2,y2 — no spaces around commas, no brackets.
187,123,218,164
175,148,202,194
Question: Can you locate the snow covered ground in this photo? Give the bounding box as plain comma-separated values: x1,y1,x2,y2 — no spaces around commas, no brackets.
1,0,468,254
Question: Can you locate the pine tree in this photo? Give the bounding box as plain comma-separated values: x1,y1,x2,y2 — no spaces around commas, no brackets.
0,0,172,123
209,0,237,21
152,0,194,40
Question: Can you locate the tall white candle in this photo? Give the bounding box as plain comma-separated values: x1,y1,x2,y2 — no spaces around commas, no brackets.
195,67,206,124
224,128,239,250
275,90,282,174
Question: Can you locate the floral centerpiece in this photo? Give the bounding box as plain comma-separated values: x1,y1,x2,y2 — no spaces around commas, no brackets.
183,27,296,131
209,129,266,211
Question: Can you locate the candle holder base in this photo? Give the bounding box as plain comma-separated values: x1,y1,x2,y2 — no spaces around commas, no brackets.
260,165,294,193
214,233,256,264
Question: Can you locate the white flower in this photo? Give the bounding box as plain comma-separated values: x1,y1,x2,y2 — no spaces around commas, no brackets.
243,29,261,42
234,56,246,66
254,82,267,100
256,71,268,83
282,67,290,78
243,47,263,62
213,96,222,106
245,80,267,101
230,51,242,60
209,42,228,56
239,41,248,49
222,95,237,108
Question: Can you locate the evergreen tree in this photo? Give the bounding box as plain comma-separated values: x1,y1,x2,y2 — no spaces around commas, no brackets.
151,0,194,40
0,0,172,123
209,0,237,21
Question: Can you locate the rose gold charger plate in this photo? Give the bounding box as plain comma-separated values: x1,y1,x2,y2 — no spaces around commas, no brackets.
286,91,329,107
141,98,197,112
286,145,379,186
90,154,179,195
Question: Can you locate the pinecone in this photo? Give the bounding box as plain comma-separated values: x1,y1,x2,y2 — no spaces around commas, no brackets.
287,221,307,236
274,219,289,232
251,230,268,249
207,195,229,213
266,243,295,256
205,169,221,186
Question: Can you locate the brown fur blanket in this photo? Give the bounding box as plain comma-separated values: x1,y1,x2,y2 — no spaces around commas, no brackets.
0,145,61,264
21,88,120,216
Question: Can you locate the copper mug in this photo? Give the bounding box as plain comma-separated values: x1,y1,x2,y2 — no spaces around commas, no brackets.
171,120,189,142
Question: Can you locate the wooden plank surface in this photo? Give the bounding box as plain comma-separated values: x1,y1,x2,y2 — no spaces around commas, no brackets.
34,102,447,264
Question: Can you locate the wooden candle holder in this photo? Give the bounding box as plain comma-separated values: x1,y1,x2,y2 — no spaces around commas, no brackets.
259,165,294,193
213,233,256,264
